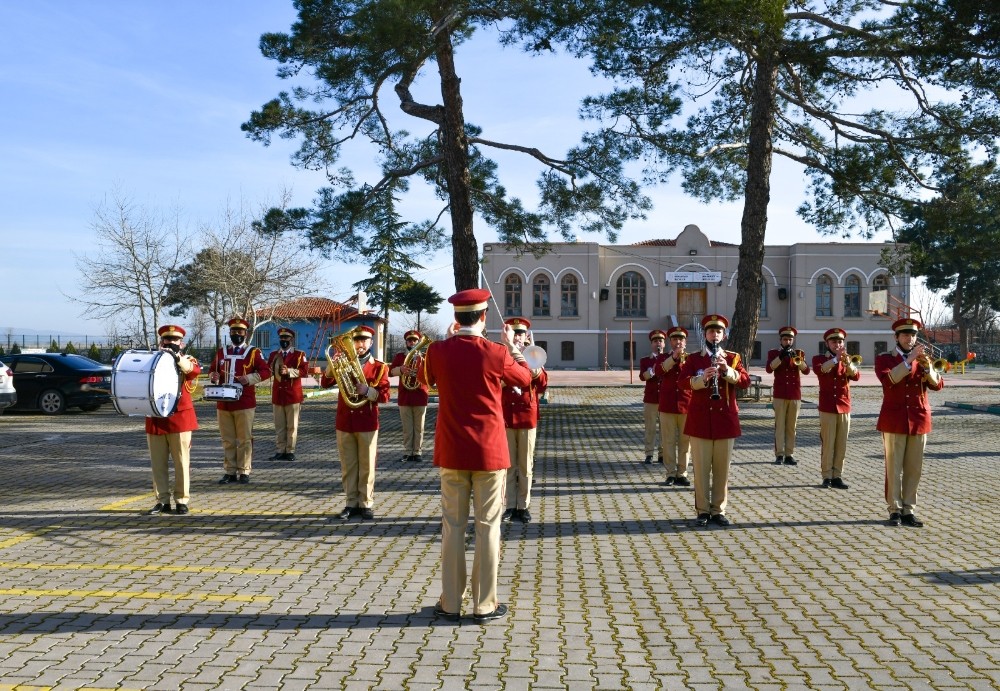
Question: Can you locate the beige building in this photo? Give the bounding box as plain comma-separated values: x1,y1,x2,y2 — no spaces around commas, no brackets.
481,224,910,368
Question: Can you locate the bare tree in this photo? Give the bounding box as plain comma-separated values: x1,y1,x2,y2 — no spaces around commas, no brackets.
73,189,192,348
908,280,949,330
166,195,329,348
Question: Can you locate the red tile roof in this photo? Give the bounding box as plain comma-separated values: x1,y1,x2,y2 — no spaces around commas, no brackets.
262,297,382,322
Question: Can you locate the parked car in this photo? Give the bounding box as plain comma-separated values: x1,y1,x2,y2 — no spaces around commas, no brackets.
3,353,112,414
0,358,16,412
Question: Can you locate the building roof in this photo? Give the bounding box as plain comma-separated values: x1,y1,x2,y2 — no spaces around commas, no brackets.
265,296,384,323
632,238,739,248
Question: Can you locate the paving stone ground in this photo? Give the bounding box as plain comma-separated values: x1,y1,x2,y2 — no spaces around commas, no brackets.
1,367,999,690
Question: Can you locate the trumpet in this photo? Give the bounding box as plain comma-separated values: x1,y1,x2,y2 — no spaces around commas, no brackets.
790,349,805,367
849,354,863,365
325,333,369,409
400,334,432,390
931,357,951,373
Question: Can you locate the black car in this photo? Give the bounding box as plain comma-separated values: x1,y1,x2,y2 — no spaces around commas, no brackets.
4,353,112,414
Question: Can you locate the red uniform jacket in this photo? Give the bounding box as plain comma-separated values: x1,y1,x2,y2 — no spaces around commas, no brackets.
390,351,430,407
875,351,944,435
321,356,391,433
812,354,859,414
268,348,308,406
657,353,692,414
422,332,531,471
678,349,750,440
145,354,200,435
502,368,549,429
210,346,271,411
639,353,665,404
765,348,811,401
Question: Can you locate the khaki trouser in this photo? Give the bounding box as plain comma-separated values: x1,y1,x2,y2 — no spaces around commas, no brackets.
819,411,851,479
505,427,537,510
147,431,191,506
643,402,662,457
399,405,427,456
439,467,504,616
883,432,926,516
218,408,255,475
658,411,690,478
337,429,378,508
690,436,734,516
772,398,801,457
273,403,301,454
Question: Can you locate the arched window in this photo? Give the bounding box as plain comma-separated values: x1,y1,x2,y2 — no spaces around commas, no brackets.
844,275,861,317
560,275,579,316
532,275,550,317
616,271,646,317
816,275,833,317
504,275,522,317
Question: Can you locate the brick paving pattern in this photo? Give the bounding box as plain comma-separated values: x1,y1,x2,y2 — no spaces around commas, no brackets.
1,369,998,689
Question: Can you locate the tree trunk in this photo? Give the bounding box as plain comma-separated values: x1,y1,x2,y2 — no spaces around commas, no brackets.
435,29,479,291
730,50,780,365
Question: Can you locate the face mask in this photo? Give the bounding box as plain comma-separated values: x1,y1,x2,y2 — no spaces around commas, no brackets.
279,340,291,349
163,342,180,353
230,334,246,346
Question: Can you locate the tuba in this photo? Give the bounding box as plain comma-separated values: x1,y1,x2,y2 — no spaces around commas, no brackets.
325,333,369,409
401,334,432,390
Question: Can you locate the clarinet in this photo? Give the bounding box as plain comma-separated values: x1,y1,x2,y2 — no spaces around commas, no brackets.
708,343,722,400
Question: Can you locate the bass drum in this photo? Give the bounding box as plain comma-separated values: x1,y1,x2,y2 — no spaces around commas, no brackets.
111,350,181,418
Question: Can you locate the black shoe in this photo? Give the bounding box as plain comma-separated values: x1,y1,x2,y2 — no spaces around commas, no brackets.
644,455,653,465
412,454,423,462
694,513,710,527
146,503,170,515
901,514,923,527
664,476,676,487
285,453,296,461
711,514,731,527
174,504,189,515
674,476,691,487
238,474,250,484
218,474,237,484
269,452,287,461
434,605,460,622
473,604,509,622
830,477,849,490
888,512,901,527
336,506,354,520
783,455,797,465
821,478,832,488
502,508,516,522
519,509,531,523
400,455,412,463
360,508,375,520
658,456,664,464
775,456,784,465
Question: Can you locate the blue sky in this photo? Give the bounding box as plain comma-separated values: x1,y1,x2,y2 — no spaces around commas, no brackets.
0,1,867,338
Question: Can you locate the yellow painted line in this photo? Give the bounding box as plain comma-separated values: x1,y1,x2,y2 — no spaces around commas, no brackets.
0,686,144,691
0,527,57,551
100,495,332,517
0,588,271,603
100,493,155,511
0,561,302,576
